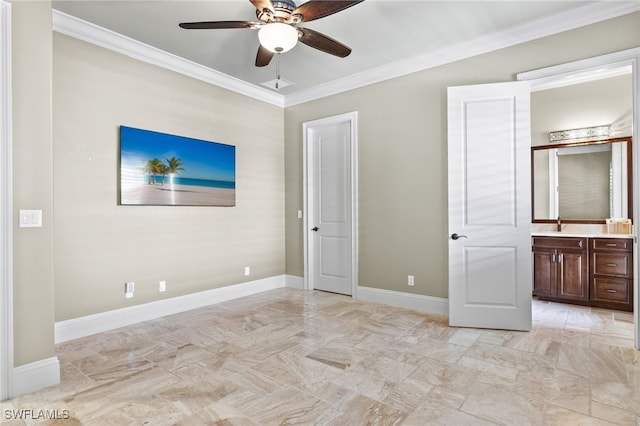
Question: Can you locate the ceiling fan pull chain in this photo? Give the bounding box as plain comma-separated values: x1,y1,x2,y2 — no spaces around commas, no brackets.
276,56,280,90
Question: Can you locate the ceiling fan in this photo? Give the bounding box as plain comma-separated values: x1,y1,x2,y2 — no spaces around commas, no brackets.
179,0,364,67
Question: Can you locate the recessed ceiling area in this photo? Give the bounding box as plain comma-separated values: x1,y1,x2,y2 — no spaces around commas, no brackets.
52,1,639,105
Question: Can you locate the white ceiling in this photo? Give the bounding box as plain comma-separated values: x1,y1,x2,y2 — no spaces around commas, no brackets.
52,1,639,106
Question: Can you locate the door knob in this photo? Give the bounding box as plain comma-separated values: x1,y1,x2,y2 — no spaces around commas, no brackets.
451,233,468,240
311,227,319,232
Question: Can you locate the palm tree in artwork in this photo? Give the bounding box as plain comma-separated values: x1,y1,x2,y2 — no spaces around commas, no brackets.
165,156,186,188
144,158,163,185
158,164,169,185
165,156,186,176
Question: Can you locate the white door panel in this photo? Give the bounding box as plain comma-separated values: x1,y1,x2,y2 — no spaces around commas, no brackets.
304,113,357,296
448,81,532,331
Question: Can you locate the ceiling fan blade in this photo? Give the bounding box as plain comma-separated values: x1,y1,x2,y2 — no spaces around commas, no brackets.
179,21,259,30
255,44,275,67
250,0,275,13
298,27,352,58
293,1,364,23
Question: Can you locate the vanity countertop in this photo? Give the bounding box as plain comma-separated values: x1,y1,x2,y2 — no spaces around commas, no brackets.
532,232,634,239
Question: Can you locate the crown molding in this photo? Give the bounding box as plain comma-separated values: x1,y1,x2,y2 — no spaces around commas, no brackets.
52,10,285,108
53,2,639,109
284,1,640,107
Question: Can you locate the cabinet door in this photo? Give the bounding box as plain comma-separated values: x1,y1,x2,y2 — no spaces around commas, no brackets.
557,250,588,301
533,248,555,297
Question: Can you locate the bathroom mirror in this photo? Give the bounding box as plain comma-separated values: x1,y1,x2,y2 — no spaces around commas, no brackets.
531,137,632,223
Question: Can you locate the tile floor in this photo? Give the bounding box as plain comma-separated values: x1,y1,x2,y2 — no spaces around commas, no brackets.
2,288,639,425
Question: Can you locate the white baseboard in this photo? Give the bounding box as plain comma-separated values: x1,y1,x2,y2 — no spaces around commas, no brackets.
55,275,287,343
285,275,304,289
357,286,449,316
12,356,60,398
55,276,448,344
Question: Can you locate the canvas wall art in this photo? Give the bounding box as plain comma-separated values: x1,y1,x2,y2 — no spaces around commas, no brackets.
120,126,236,206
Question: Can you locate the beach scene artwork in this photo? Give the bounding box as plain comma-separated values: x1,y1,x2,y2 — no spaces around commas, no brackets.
120,126,236,206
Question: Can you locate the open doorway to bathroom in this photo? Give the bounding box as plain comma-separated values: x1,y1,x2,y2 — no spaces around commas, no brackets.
522,51,638,350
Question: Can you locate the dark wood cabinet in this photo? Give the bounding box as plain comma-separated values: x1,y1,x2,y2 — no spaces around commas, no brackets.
532,237,588,302
532,236,633,311
590,238,633,311
557,250,589,300
532,247,554,298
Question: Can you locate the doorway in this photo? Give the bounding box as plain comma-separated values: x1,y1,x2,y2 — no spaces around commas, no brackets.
518,48,640,349
303,112,358,296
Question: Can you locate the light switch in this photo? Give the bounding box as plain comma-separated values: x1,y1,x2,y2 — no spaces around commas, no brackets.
19,210,43,228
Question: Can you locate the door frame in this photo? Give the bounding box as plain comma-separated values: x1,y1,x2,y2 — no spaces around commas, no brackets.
302,111,358,297
0,0,13,400
517,47,640,349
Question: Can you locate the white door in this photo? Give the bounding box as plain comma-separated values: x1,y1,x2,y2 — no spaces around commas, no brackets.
304,112,357,296
448,81,532,331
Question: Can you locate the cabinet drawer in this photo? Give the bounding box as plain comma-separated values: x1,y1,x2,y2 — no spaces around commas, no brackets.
592,252,632,277
532,237,586,250
591,277,630,303
591,238,632,252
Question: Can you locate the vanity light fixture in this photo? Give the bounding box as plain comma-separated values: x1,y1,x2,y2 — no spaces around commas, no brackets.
549,125,610,143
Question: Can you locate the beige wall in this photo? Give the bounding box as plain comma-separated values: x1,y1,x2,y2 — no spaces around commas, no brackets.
12,0,55,366
53,34,285,321
284,12,640,298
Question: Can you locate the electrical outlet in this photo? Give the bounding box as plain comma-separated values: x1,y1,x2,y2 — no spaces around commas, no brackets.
125,281,135,298
159,280,166,292
244,266,251,276
408,275,414,286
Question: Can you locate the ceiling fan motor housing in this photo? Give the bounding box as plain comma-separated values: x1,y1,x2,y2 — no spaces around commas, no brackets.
257,0,301,24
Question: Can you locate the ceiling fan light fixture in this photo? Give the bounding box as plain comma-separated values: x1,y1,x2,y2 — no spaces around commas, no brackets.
258,23,298,53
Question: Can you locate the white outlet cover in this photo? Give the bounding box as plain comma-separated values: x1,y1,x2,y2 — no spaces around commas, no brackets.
125,282,134,298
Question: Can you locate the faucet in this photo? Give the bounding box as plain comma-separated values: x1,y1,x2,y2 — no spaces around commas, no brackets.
557,216,562,232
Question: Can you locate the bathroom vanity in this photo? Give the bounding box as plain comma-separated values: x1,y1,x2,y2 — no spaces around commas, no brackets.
531,136,634,312
532,233,633,311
